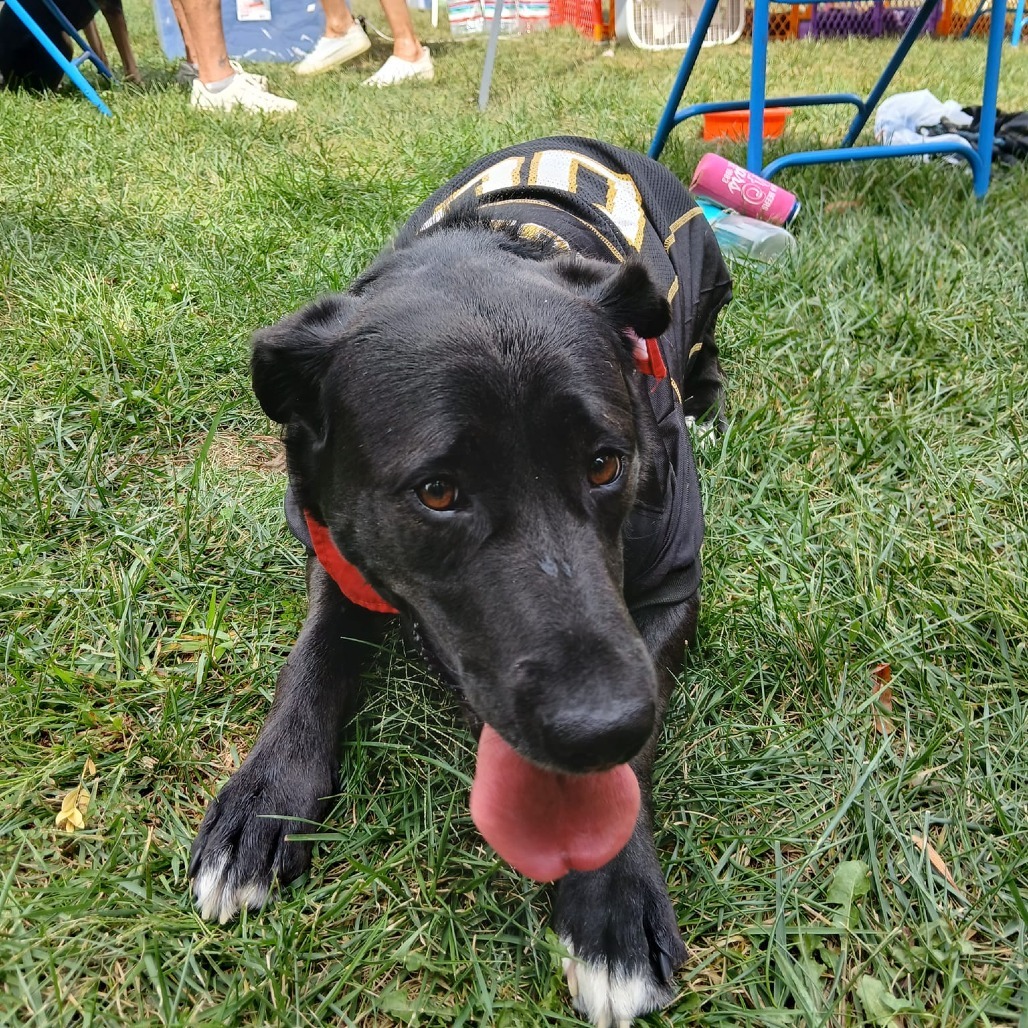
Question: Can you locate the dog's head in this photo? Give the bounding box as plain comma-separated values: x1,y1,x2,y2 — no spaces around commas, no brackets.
253,225,672,878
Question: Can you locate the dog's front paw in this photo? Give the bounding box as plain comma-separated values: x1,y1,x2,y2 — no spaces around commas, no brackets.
189,756,332,923
555,862,686,1027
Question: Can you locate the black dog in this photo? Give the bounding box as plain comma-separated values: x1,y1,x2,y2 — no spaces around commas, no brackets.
190,136,731,1026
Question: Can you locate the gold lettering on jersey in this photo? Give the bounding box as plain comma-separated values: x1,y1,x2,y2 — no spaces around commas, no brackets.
527,150,646,251
422,156,526,229
515,223,571,251
421,149,647,252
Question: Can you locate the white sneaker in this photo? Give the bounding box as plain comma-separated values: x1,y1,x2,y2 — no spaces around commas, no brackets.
361,47,434,88
294,25,372,76
178,60,268,89
191,73,297,113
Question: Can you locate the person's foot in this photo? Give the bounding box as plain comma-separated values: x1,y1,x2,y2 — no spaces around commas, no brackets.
294,25,372,76
361,47,434,88
178,60,268,89
190,74,297,113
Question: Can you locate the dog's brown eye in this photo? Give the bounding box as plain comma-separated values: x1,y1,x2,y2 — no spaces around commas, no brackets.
416,478,459,512
588,453,622,488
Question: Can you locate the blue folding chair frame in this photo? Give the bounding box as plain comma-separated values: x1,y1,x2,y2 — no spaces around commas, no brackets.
4,0,114,116
649,0,1008,197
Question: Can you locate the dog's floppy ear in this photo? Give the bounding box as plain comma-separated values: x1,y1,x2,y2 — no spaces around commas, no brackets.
552,256,671,340
589,258,671,339
251,294,357,425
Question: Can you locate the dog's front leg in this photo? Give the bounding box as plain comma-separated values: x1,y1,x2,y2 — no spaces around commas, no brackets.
189,560,385,923
553,597,697,1027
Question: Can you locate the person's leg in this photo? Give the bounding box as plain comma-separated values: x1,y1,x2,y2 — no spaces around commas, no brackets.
294,0,370,75
168,0,197,65
174,0,231,83
320,0,358,37
378,0,423,60
361,0,433,85
174,0,297,110
170,0,270,88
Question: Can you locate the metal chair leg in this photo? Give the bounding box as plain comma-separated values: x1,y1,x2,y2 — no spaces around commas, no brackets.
648,0,723,159
1012,0,1025,43
747,0,771,172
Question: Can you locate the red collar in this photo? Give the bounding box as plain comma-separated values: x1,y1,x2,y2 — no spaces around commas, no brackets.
304,512,399,615
627,332,667,379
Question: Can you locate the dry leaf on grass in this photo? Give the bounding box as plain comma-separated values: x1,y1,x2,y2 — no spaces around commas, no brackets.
56,785,91,832
55,757,98,833
906,765,943,788
871,662,894,735
911,833,959,891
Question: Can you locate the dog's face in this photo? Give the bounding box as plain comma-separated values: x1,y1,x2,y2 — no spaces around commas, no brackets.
252,228,671,780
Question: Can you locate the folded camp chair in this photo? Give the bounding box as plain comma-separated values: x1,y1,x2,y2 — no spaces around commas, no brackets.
649,0,1009,197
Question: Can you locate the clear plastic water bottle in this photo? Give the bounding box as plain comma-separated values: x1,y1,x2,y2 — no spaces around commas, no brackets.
698,201,796,263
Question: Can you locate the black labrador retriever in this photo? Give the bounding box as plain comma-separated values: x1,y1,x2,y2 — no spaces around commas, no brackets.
190,136,732,1026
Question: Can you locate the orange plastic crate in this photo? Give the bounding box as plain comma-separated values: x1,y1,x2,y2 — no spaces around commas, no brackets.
703,107,792,141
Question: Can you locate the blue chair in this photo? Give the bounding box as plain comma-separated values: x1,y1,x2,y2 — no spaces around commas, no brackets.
3,0,114,116
649,0,1009,197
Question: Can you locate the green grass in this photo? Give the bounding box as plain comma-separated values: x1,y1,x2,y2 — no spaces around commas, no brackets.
2,3,1027,1024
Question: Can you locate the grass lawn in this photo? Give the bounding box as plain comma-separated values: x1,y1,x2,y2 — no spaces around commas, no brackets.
2,2,1027,1024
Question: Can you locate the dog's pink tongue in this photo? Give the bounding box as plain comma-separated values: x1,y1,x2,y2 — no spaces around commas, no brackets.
470,723,640,882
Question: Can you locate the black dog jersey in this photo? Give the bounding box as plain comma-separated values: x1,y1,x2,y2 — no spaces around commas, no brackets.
395,137,733,609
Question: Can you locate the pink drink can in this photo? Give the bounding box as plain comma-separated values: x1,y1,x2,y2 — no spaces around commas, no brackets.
689,153,800,227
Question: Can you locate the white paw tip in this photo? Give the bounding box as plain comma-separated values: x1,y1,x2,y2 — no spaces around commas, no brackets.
563,955,579,998
193,852,230,921
192,852,269,924
235,880,270,914
560,937,671,1027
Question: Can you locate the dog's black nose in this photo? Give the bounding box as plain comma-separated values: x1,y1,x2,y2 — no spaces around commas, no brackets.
533,691,656,772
